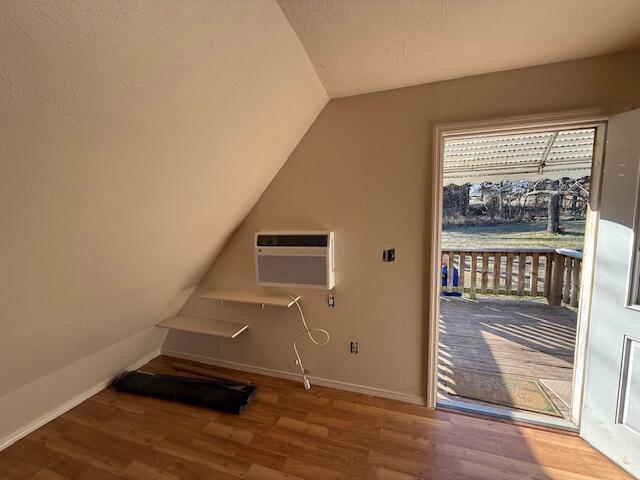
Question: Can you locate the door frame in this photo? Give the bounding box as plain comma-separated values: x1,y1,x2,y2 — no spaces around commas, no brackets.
426,108,609,427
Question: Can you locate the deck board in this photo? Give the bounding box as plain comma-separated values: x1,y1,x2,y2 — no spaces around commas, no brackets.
438,297,577,419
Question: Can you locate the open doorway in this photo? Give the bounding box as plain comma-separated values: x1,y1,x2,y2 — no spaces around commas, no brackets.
428,112,607,430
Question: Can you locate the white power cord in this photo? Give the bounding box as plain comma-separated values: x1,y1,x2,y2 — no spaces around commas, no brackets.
290,296,329,390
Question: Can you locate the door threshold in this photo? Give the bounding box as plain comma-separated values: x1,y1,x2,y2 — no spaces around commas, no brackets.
437,397,578,433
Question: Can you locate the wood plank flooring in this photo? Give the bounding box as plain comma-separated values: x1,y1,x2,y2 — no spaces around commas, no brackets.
0,355,629,479
439,297,576,418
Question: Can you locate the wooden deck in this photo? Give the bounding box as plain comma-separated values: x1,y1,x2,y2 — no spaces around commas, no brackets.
438,297,577,419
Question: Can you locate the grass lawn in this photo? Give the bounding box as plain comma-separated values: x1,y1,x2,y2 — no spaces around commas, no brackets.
442,219,585,250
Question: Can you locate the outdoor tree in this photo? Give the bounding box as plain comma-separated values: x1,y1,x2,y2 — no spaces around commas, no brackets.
548,180,561,234
442,176,590,231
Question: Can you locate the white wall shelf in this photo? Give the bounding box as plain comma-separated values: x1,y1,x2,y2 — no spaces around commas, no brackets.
200,290,300,308
157,315,248,338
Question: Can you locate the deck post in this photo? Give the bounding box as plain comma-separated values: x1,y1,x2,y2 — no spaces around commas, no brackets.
505,253,514,295
543,253,552,298
517,253,526,296
458,253,465,294
493,253,501,294
530,253,540,297
481,253,489,294
470,254,477,299
570,259,581,307
547,253,564,306
562,258,572,304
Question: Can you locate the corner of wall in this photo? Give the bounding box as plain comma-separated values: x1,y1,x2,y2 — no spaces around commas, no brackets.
0,327,167,451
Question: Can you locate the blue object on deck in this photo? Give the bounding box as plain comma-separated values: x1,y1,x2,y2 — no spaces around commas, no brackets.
441,265,462,297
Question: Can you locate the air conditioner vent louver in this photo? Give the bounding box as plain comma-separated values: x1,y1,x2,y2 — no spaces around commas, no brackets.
255,232,334,290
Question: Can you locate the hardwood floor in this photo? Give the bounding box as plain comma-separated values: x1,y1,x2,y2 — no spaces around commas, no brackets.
0,355,629,479
439,297,576,419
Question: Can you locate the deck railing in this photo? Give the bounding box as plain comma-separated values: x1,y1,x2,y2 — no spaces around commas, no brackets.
441,247,582,307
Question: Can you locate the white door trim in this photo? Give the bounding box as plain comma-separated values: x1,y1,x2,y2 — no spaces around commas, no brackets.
426,108,608,429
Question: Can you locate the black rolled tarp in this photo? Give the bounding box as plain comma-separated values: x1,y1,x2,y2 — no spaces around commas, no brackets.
112,371,257,414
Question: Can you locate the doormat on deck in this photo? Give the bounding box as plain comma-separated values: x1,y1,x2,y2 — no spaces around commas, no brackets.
442,368,562,417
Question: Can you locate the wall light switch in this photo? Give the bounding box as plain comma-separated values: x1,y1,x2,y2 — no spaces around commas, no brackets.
382,248,395,262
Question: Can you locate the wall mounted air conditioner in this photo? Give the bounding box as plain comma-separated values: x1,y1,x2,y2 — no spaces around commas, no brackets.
255,231,335,290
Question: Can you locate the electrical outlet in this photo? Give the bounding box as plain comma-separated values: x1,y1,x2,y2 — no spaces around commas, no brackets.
328,295,335,308
350,341,358,354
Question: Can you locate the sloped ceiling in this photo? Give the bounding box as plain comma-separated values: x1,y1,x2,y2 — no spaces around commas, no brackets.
277,0,640,98
0,0,327,396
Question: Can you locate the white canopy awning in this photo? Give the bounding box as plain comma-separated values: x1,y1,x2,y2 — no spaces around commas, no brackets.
443,128,595,184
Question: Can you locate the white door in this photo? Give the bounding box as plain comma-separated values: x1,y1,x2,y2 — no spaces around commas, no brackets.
581,108,640,477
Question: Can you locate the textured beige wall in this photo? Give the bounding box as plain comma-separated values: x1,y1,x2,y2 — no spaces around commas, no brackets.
0,327,164,446
166,51,640,398
0,0,327,401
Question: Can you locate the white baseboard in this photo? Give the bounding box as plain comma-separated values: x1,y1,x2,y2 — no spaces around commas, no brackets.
162,349,426,406
0,346,161,451
1,342,424,452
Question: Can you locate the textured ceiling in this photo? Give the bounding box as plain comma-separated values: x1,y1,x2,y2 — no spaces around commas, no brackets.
0,0,327,396
277,0,640,98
